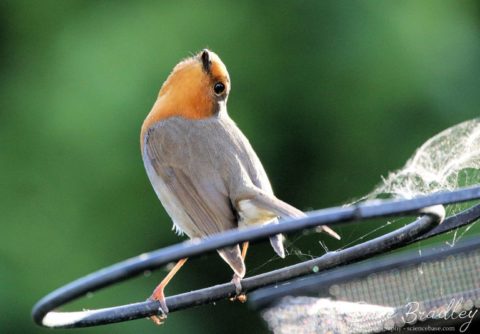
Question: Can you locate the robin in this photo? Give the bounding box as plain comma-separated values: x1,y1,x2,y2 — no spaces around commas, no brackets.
141,49,340,324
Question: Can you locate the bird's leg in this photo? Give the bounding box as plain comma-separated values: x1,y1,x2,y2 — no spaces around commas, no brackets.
241,241,249,259
230,241,249,303
148,258,188,325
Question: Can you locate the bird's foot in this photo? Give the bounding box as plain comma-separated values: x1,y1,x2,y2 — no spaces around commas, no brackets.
147,287,169,325
229,273,247,303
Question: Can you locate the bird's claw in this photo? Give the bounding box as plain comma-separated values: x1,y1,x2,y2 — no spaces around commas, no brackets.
229,274,247,303
147,295,169,325
150,313,167,326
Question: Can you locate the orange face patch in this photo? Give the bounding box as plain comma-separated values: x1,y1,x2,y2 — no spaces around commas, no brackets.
141,51,231,146
208,54,230,94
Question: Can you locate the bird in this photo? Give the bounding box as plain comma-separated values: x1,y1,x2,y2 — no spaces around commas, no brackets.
140,49,340,324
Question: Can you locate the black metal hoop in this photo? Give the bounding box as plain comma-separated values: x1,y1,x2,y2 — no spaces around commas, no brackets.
32,186,480,328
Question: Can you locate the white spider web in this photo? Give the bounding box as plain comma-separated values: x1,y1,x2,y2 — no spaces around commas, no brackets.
254,118,480,272
366,118,480,200
337,118,480,252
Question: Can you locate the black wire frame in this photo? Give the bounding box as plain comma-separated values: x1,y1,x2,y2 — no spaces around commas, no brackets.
31,186,480,328
249,230,480,309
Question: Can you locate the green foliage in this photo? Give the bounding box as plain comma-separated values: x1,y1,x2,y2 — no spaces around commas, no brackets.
1,1,479,333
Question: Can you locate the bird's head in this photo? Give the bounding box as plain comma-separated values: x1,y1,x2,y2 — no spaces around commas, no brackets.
148,50,231,123
141,50,231,145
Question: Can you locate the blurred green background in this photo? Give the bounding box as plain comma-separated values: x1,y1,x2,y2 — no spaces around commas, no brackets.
1,0,479,333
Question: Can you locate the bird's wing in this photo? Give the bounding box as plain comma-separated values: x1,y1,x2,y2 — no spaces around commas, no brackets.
143,121,245,277
221,115,341,243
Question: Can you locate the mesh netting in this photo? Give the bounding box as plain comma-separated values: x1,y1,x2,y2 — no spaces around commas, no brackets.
262,240,480,333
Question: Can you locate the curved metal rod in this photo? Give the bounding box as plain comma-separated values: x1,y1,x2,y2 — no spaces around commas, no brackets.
413,201,480,241
32,186,480,328
35,207,444,328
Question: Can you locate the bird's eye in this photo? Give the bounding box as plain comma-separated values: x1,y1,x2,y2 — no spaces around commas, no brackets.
214,82,225,95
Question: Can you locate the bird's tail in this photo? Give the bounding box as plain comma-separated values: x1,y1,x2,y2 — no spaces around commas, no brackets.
217,245,246,278
269,233,286,258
